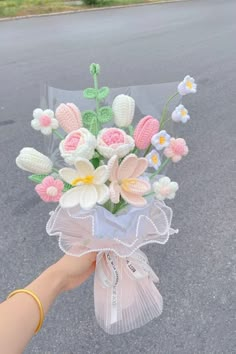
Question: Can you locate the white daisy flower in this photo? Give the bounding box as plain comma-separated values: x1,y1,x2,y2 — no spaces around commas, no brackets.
178,75,197,96
31,108,59,135
151,130,171,150
146,150,161,170
172,104,190,123
153,177,179,201
59,158,110,210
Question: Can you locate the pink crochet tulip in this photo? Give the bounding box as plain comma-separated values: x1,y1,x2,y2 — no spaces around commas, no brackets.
134,116,159,150
108,154,150,207
55,103,82,133
164,138,189,163
35,176,64,202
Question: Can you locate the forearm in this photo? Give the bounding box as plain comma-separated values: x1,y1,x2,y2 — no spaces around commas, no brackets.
0,265,64,354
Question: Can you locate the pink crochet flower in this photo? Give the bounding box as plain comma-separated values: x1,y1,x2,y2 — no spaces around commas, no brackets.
164,138,189,162
35,176,64,202
97,128,134,159
108,154,150,207
134,116,159,150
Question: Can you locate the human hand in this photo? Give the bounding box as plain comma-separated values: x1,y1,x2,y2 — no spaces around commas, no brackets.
51,252,97,293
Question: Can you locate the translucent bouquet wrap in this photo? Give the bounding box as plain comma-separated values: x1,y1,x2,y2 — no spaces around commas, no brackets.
16,64,197,334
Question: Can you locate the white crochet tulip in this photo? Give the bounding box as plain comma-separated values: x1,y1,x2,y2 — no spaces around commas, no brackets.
16,148,53,174
112,94,135,128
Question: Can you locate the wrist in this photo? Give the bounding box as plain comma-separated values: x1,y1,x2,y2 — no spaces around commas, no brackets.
45,264,67,295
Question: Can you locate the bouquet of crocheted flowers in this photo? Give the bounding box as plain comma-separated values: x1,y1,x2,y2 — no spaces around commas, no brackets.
16,64,197,334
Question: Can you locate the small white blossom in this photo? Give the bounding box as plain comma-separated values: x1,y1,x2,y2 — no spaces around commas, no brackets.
178,75,197,96
31,108,58,135
146,150,161,170
172,104,190,123
153,177,179,201
151,130,171,150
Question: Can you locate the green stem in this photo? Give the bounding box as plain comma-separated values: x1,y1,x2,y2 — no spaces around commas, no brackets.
128,125,134,136
150,158,171,179
93,72,100,134
144,191,155,198
159,92,179,129
144,144,152,157
53,130,64,140
132,147,139,154
93,72,100,115
52,167,59,173
112,200,127,214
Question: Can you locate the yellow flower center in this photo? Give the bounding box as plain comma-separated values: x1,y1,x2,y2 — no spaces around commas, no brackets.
159,136,166,145
151,154,159,164
186,80,193,89
71,175,94,186
121,178,137,192
181,109,187,117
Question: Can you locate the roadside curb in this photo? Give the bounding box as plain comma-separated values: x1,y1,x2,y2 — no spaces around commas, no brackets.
0,0,186,22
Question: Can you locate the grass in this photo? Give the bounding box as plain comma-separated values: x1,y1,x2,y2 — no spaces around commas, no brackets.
0,0,162,18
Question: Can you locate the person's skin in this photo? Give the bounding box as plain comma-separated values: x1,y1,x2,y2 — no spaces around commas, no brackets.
0,253,96,354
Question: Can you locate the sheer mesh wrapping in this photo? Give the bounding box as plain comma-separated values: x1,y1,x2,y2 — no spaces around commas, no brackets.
94,250,163,334
46,199,178,258
43,82,180,334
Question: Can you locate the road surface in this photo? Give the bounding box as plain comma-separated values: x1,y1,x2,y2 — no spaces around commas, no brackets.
0,0,235,353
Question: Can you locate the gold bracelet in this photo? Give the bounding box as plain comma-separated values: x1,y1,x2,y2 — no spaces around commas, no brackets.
7,289,44,334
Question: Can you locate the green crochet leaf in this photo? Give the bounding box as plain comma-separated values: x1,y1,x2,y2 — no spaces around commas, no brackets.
98,106,113,123
97,87,109,101
63,182,73,192
83,88,98,99
82,110,97,125
28,174,48,183
90,117,100,136
90,157,100,169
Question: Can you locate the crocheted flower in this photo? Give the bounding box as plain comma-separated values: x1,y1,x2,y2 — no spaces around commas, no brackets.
151,130,171,151
16,148,53,174
31,109,59,135
112,94,135,128
178,75,197,96
59,159,110,209
164,138,189,163
35,176,64,203
146,150,161,170
153,177,179,201
172,104,190,123
59,128,96,165
97,128,135,159
55,103,82,133
134,116,159,150
108,154,150,207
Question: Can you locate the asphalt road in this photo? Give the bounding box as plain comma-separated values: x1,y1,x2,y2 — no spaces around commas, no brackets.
0,0,236,353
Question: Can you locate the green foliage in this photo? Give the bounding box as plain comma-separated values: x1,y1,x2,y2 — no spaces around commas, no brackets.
90,157,100,169
82,110,97,125
98,106,113,123
83,88,98,99
82,64,113,136
28,174,48,183
97,86,109,100
63,182,73,192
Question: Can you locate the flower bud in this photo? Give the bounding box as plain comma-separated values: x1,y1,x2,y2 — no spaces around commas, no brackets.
112,94,135,128
16,148,53,174
55,103,82,133
134,116,159,150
